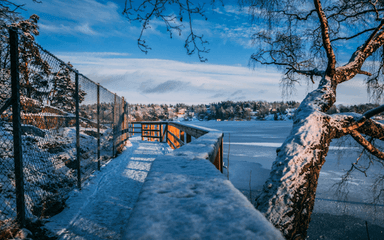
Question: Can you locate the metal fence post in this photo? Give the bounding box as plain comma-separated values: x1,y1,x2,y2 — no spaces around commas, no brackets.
113,94,116,157
123,99,128,142
10,27,25,228
165,123,168,143
111,102,114,157
186,134,192,143
141,123,144,141
125,101,128,140
220,136,224,173
121,97,125,147
75,72,81,189
127,102,130,139
160,124,163,142
97,84,100,171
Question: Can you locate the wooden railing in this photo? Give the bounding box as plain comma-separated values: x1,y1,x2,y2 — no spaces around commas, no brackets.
129,121,224,173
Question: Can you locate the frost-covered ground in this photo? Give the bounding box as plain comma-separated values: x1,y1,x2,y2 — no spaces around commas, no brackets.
191,120,384,240
0,121,114,230
44,137,171,239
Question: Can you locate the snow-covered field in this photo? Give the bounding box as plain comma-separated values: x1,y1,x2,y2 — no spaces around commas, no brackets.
190,120,384,239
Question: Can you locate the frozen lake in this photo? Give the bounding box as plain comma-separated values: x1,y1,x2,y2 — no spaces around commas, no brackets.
190,120,384,238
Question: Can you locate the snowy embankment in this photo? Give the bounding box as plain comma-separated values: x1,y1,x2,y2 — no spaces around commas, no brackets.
44,138,171,239
123,127,283,240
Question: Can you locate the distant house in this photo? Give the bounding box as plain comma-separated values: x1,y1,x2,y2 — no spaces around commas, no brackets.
176,108,186,118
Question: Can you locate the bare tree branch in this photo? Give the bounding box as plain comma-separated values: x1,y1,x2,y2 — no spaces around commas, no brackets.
184,0,209,62
314,0,336,76
339,104,384,135
331,28,376,42
336,21,384,84
328,7,384,23
293,68,323,77
357,69,372,76
358,119,384,141
277,9,317,21
122,0,210,62
364,104,384,119
362,19,384,54
350,130,384,160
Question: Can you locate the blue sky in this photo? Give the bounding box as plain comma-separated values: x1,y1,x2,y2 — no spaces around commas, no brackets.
12,0,369,105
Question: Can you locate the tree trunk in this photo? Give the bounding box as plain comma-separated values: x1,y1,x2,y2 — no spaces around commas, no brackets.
255,76,337,240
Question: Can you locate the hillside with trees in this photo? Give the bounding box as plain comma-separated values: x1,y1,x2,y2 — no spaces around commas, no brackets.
127,101,384,122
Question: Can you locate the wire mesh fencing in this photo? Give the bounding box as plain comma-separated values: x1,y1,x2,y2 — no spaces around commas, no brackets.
99,86,116,158
0,27,130,232
0,26,15,231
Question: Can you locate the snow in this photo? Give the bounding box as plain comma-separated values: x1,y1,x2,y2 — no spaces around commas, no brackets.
44,138,171,239
190,120,384,238
225,141,359,149
123,130,283,240
225,142,282,147
42,131,283,239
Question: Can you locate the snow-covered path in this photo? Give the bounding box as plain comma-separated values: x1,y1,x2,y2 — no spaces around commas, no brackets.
45,137,171,240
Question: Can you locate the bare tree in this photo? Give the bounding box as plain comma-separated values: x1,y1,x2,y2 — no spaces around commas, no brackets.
122,0,220,62
236,1,384,239
125,1,384,239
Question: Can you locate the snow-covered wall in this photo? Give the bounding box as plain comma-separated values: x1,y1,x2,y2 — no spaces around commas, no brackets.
123,127,283,239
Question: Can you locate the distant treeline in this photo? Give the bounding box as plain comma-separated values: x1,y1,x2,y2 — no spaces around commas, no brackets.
126,101,384,122
128,100,297,121
326,103,384,115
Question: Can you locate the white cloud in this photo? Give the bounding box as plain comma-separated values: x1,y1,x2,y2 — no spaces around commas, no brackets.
68,52,131,57
213,23,256,48
13,0,125,36
54,52,312,104
224,5,244,15
15,0,121,24
39,23,72,33
212,5,253,16
50,51,372,105
74,23,97,35
40,22,98,35
212,7,224,15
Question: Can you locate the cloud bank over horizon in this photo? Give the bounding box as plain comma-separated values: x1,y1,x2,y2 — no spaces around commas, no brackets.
56,52,369,105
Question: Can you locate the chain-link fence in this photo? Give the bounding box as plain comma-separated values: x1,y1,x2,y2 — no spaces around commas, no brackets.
0,27,130,233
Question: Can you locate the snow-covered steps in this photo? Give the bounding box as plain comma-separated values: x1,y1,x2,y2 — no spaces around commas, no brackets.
124,131,283,239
